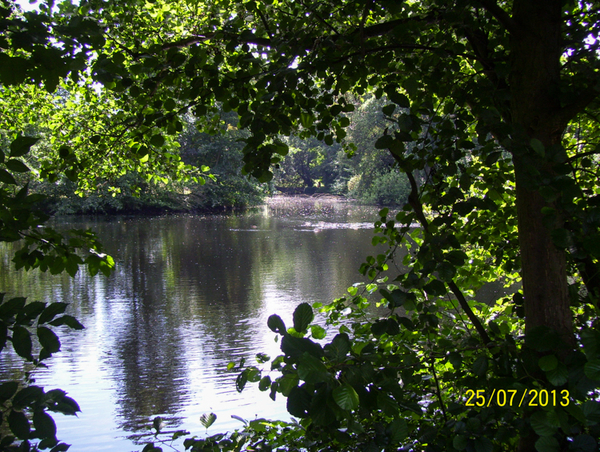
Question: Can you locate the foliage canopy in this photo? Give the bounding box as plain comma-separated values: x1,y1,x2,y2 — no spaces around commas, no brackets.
1,0,600,450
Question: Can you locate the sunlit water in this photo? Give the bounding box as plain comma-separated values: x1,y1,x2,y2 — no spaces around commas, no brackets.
0,197,389,451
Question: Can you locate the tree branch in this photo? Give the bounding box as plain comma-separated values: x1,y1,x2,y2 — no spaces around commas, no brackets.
392,157,492,345
474,0,519,35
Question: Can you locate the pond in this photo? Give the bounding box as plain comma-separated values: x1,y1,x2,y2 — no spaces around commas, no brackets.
0,196,390,451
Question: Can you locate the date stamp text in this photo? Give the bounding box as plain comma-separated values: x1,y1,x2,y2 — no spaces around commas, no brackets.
465,389,570,407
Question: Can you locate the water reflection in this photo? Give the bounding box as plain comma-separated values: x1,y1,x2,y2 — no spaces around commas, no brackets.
0,197,386,451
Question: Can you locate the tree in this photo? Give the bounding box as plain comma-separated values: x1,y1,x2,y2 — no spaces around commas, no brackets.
2,0,600,450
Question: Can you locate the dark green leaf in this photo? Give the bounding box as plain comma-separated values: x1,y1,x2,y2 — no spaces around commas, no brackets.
297,352,329,384
0,382,19,402
49,315,84,330
33,410,57,439
424,279,446,296
38,303,68,325
324,333,350,362
531,411,557,437
267,314,286,334
281,335,323,359
388,418,408,443
13,386,44,409
12,326,33,361
382,104,396,116
569,434,597,452
546,364,568,386
5,159,30,173
583,359,600,381
258,376,271,391
453,435,468,450
0,169,17,185
278,373,299,396
287,386,311,418
538,355,558,371
387,91,410,108
10,136,39,157
8,410,30,440
332,383,359,411
474,437,493,452
535,436,560,452
472,355,488,377
371,319,389,336
0,320,7,353
150,134,165,147
37,327,61,354
293,303,313,333
49,443,70,452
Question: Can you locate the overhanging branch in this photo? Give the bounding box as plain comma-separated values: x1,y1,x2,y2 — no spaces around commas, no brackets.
474,0,518,35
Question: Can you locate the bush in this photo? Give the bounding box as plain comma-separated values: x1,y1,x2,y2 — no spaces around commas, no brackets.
349,170,410,206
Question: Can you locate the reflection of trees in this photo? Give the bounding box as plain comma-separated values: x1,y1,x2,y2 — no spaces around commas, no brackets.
0,201,387,442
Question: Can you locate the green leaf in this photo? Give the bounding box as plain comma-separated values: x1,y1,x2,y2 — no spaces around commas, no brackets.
10,135,39,157
387,91,410,108
39,303,68,325
324,333,350,362
150,134,165,147
583,359,600,381
0,320,6,353
5,159,30,173
33,410,57,439
13,386,44,409
12,326,33,361
382,289,412,308
388,418,408,443
0,169,17,185
474,437,493,452
258,376,271,391
293,303,313,333
424,279,446,296
382,104,396,116
297,352,329,384
453,435,468,450
371,319,389,336
332,383,359,411
49,315,84,330
278,373,299,396
538,355,558,371
37,327,61,354
8,410,30,439
199,413,217,429
236,371,248,392
546,363,568,386
287,386,311,418
530,138,545,157
472,355,488,377
281,335,323,359
310,325,326,339
0,382,18,402
569,434,597,452
530,411,557,437
436,262,456,282
267,314,286,334
535,437,560,452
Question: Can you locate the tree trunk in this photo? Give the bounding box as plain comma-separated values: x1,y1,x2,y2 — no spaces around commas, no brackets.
509,0,575,349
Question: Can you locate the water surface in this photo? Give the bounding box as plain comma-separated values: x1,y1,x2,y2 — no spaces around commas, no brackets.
0,197,387,451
